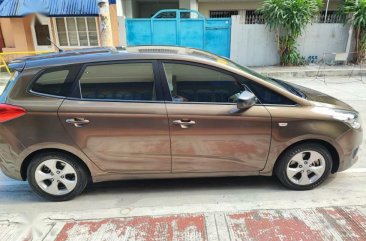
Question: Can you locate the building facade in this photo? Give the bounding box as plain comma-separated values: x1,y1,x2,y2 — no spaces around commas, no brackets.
0,0,351,67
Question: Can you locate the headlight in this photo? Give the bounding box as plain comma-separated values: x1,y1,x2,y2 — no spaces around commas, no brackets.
313,107,362,129
333,110,361,129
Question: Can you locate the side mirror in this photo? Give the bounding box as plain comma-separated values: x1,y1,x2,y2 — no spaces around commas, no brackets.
237,91,257,110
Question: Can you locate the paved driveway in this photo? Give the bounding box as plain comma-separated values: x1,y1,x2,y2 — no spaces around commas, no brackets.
0,76,365,240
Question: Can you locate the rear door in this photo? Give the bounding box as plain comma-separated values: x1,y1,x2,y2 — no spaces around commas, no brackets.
58,61,171,173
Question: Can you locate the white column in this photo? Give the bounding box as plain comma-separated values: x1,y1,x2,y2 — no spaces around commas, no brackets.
179,0,198,11
98,0,113,47
116,0,127,47
123,0,133,18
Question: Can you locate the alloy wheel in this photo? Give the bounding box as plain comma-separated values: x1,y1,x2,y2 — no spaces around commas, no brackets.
34,159,78,196
286,150,326,185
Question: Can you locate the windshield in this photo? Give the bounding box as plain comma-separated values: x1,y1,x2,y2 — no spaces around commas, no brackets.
218,58,305,98
187,48,304,98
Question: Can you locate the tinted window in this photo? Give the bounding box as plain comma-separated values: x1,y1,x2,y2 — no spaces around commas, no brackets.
32,69,70,96
79,63,156,101
246,81,296,105
163,63,244,103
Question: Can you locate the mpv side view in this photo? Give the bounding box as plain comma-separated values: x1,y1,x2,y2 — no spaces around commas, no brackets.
0,46,362,201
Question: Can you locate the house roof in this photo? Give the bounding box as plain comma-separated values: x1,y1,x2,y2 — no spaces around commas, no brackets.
0,0,107,17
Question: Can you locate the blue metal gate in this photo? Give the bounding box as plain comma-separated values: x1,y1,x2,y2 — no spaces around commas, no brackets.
125,9,231,58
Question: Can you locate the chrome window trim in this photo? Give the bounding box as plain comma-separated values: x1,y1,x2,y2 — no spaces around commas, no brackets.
164,101,298,107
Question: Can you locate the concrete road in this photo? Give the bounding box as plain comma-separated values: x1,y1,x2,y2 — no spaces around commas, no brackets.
0,76,366,240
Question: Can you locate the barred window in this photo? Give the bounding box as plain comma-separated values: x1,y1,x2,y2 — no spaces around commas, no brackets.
210,10,238,18
315,11,344,23
245,10,264,24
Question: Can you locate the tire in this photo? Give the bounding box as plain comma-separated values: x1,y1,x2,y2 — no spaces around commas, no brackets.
27,152,89,201
275,143,332,190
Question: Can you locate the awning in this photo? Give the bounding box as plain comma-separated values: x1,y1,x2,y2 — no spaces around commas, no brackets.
0,0,110,17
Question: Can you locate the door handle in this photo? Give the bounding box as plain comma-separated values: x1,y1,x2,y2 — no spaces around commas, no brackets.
66,118,90,128
173,120,196,129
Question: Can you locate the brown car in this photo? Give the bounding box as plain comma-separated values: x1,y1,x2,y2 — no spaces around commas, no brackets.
0,46,362,201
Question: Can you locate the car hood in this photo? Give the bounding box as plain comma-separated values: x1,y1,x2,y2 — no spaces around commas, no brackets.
287,83,354,111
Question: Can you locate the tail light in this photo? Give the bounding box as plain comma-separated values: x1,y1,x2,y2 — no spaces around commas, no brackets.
0,104,26,123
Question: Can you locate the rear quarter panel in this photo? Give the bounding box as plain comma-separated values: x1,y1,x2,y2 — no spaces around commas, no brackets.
0,68,103,180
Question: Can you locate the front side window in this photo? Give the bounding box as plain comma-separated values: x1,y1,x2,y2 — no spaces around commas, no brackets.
31,69,70,96
79,63,156,101
245,81,296,105
55,17,99,47
163,63,244,103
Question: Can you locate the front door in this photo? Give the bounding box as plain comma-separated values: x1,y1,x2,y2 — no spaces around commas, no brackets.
31,15,53,51
58,61,171,173
160,61,272,173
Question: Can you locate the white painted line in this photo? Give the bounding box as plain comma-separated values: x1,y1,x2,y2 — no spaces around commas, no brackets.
204,213,219,241
342,168,366,173
43,222,67,241
215,213,231,241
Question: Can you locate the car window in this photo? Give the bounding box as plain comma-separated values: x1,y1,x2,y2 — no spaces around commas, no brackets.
31,69,70,96
245,81,296,105
79,63,156,101
163,63,244,103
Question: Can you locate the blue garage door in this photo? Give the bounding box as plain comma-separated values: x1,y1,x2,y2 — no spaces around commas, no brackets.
126,9,231,58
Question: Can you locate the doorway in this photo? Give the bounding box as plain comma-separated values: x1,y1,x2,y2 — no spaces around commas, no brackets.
31,15,53,51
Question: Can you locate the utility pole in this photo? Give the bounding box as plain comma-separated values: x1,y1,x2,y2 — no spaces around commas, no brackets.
346,0,359,54
98,0,113,47
324,0,330,23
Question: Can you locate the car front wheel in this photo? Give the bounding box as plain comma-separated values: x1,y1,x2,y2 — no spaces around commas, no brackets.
27,152,88,201
275,143,333,190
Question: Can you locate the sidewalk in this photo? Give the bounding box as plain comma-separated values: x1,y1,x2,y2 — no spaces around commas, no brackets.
2,205,366,240
252,64,366,78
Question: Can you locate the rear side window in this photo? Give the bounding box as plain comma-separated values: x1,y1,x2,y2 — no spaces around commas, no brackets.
30,64,84,97
79,63,156,101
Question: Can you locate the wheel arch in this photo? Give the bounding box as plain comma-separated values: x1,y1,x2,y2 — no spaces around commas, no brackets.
20,148,93,181
273,139,340,174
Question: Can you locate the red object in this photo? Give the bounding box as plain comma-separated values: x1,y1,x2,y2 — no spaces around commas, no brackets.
0,104,26,123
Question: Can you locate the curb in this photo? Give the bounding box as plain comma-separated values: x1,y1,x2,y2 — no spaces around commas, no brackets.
256,68,366,78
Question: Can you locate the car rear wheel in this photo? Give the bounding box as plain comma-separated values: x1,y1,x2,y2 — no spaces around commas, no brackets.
27,152,88,201
275,143,332,190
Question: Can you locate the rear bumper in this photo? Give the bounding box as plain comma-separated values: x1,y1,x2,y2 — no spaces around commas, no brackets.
336,127,363,172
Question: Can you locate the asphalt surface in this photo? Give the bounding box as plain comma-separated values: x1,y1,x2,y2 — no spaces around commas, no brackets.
0,76,365,240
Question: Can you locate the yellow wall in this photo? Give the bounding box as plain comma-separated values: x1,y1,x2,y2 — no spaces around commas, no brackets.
0,17,35,53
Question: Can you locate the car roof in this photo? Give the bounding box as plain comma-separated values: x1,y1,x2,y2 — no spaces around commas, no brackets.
9,46,224,71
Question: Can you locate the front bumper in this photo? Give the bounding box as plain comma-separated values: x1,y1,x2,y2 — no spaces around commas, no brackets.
336,127,363,172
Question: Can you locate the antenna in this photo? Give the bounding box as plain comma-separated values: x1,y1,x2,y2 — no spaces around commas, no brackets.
47,37,63,52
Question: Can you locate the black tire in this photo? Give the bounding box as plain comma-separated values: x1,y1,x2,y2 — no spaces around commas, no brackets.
27,152,89,201
275,143,332,190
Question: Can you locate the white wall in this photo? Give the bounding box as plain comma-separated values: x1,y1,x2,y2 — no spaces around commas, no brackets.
298,23,350,61
230,16,279,66
180,0,198,10
231,16,351,67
